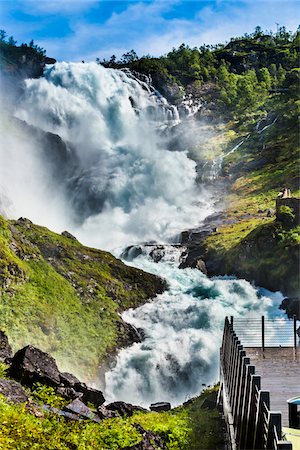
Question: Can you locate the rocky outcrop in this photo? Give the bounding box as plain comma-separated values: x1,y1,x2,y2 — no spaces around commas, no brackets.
0,330,13,362
279,298,300,320
106,401,147,417
9,344,106,408
10,345,61,387
0,378,28,404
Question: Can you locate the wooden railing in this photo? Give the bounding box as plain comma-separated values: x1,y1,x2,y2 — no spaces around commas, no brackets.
219,317,293,450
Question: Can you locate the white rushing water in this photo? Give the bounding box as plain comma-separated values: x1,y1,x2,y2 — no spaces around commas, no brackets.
104,254,284,407
6,61,213,249
0,62,287,407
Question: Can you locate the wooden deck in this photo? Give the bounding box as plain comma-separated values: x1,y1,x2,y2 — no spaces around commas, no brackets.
245,347,300,427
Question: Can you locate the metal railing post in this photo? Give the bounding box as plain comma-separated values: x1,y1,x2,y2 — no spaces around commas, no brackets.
262,315,265,354
293,314,297,351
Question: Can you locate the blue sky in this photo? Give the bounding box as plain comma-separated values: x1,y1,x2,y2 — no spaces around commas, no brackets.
0,1,299,61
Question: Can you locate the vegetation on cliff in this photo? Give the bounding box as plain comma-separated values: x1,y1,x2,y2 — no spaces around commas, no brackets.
102,24,299,294
0,215,165,380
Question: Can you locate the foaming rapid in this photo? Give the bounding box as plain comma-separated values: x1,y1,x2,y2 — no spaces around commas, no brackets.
104,254,284,407
9,62,213,249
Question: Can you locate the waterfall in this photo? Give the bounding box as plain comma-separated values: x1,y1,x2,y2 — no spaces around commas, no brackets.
0,62,287,407
3,61,214,249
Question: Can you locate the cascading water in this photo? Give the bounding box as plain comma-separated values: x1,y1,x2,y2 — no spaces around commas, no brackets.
10,61,213,249
0,61,287,407
104,254,283,406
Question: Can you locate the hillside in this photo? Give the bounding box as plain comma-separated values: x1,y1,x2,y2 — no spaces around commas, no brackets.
105,27,299,296
0,215,165,381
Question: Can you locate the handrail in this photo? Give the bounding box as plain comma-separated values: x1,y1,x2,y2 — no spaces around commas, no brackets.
219,316,294,450
230,316,298,349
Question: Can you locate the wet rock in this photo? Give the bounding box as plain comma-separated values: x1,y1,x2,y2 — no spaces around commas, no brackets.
106,401,147,417
61,230,77,241
279,297,300,320
0,378,28,404
123,424,166,449
97,404,119,419
116,320,143,348
9,345,61,387
0,330,13,362
60,372,81,388
121,245,143,261
149,402,171,412
179,248,208,274
64,398,100,422
149,246,165,263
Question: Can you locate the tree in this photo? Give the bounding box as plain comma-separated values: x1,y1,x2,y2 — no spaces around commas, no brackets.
8,36,17,46
253,26,263,38
121,50,138,64
0,29,6,41
257,67,272,90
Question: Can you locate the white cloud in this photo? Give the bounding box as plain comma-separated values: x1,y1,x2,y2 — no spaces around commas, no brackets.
2,0,299,61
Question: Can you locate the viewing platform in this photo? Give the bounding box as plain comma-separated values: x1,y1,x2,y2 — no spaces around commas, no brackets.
219,316,300,450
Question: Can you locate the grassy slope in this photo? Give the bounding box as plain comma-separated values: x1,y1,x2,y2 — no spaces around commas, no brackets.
0,371,223,450
0,216,165,381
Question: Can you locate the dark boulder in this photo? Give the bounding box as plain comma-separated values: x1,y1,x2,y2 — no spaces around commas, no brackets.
56,387,83,401
121,245,143,261
61,231,77,241
179,248,208,275
64,398,100,422
106,401,147,417
0,378,28,404
123,424,166,449
116,320,143,348
279,298,300,320
97,404,119,419
60,372,81,388
9,345,61,387
149,247,165,263
149,402,171,412
74,383,105,408
0,330,13,362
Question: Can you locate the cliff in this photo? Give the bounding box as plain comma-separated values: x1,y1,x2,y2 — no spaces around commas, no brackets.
0,215,166,381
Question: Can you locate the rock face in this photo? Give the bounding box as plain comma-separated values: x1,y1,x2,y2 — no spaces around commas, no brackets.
10,345,61,386
9,344,106,407
0,330,13,362
0,378,28,404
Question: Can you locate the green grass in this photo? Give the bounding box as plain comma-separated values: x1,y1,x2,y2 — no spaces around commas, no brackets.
0,216,164,381
0,387,223,450
199,91,300,295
